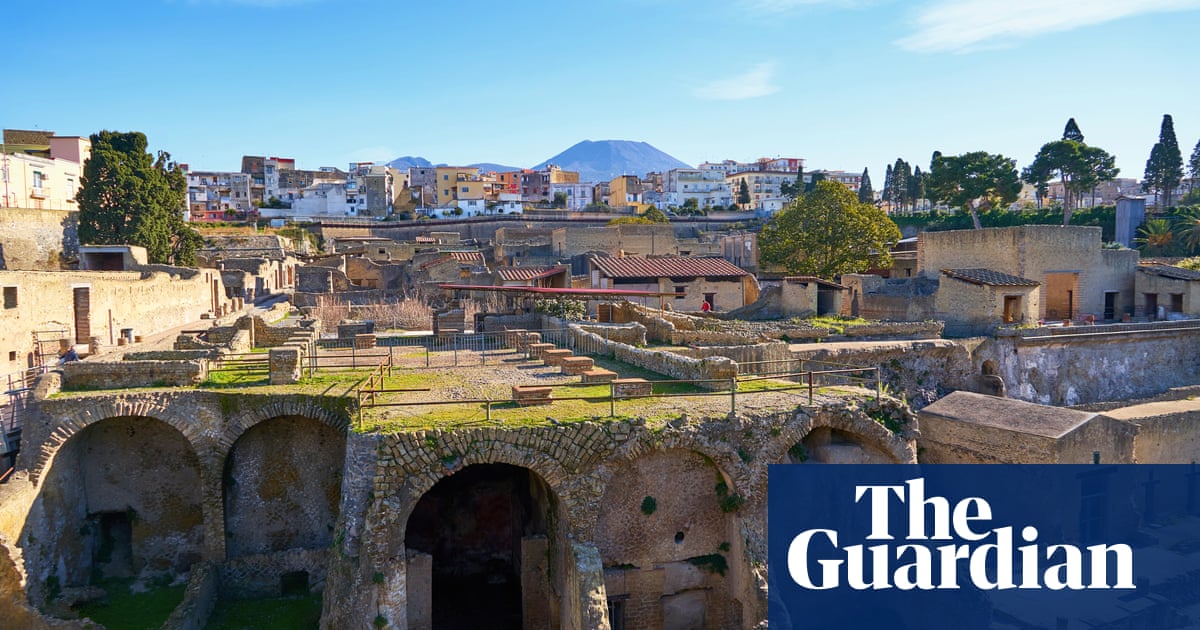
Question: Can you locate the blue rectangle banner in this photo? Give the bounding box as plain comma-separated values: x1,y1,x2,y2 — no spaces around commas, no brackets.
768,464,1200,630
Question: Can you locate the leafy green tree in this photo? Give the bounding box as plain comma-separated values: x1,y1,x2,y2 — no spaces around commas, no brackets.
759,180,901,278
78,130,201,265
1143,114,1184,208
893,159,912,212
737,179,751,206
927,151,1022,229
857,167,873,203
680,197,700,215
642,206,670,223
552,191,568,208
1063,117,1084,143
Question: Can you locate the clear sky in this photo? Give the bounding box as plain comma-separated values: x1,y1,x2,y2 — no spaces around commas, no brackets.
4,0,1199,180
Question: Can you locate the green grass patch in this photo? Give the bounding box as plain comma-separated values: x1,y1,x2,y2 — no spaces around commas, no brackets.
206,593,322,629
73,577,185,630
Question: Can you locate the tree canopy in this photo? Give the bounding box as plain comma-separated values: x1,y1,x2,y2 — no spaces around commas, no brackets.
1188,137,1200,189
1022,139,1118,224
736,179,751,206
758,180,901,278
1063,118,1084,143
78,131,201,265
1143,114,1184,208
927,151,1022,229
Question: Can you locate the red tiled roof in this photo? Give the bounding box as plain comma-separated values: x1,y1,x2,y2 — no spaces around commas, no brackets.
590,256,749,279
496,266,564,281
941,268,1039,287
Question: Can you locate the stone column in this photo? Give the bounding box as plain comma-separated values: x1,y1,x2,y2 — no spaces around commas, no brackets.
199,462,226,561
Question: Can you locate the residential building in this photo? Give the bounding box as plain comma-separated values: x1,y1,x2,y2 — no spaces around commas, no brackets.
186,171,255,221
0,130,91,210
663,168,732,208
549,182,594,210
725,169,792,211
409,167,437,207
588,255,759,312
811,169,861,194
434,167,480,206
608,175,642,210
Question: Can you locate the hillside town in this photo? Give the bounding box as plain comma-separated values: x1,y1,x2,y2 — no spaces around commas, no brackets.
2,110,1200,630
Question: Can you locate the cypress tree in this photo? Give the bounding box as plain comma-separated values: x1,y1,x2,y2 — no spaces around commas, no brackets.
1143,114,1185,208
883,164,894,209
858,167,874,203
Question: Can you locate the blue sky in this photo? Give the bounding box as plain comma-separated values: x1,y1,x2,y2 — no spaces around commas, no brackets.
4,0,1199,180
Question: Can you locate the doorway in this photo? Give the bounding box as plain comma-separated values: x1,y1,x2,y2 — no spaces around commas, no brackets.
72,286,91,344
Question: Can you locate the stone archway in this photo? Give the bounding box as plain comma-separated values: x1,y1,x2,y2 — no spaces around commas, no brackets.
403,463,561,630
21,415,204,605
788,426,897,464
594,448,744,630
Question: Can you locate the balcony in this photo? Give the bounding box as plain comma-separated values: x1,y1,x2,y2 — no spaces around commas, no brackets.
29,186,49,199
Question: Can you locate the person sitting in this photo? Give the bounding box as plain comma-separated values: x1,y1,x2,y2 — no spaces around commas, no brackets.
57,346,79,366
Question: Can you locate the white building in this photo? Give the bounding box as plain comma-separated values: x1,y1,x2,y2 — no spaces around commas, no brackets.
663,168,732,208
726,169,795,211
549,182,594,210
186,171,255,221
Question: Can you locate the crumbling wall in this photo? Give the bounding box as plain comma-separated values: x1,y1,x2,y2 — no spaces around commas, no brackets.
61,359,207,389
0,209,77,271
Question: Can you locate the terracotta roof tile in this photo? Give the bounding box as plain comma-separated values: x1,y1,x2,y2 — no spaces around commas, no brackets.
941,268,1039,287
590,256,749,279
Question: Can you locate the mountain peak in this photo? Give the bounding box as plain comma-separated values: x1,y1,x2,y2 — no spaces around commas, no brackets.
533,140,690,182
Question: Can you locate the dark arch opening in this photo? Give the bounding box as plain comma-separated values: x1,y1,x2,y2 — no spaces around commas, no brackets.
404,463,558,630
792,427,894,464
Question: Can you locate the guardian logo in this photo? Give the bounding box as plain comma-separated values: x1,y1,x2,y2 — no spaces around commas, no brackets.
768,465,1199,630
786,478,1134,591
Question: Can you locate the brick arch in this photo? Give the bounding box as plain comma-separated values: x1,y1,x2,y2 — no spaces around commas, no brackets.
30,397,203,484
365,433,574,557
759,407,915,467
222,398,351,453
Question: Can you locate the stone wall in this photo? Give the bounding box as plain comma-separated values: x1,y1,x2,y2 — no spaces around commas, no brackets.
61,359,207,389
566,325,737,389
789,339,976,405
0,267,234,375
123,349,219,361
981,324,1200,406
220,548,331,599
0,208,77,271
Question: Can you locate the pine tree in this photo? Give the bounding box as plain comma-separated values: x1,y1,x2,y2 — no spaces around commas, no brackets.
1063,118,1084,143
858,167,874,203
1143,114,1185,208
737,178,751,207
891,158,910,212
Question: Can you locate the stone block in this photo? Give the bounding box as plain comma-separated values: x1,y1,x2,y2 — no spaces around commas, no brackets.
560,356,595,375
613,378,652,399
269,347,303,385
542,349,574,367
512,385,553,406
527,343,555,359
581,368,618,384
353,333,376,350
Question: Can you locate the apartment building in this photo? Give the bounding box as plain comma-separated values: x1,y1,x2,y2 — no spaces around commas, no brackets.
186,170,255,221
663,168,732,208
725,168,792,211
0,130,91,210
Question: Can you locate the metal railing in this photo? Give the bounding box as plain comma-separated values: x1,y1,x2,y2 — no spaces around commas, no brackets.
353,366,884,429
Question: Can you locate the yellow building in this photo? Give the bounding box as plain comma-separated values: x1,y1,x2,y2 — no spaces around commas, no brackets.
1,131,91,210
433,166,480,206
608,175,641,210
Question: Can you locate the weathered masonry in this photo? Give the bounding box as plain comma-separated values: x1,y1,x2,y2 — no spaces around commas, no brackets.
0,381,915,629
